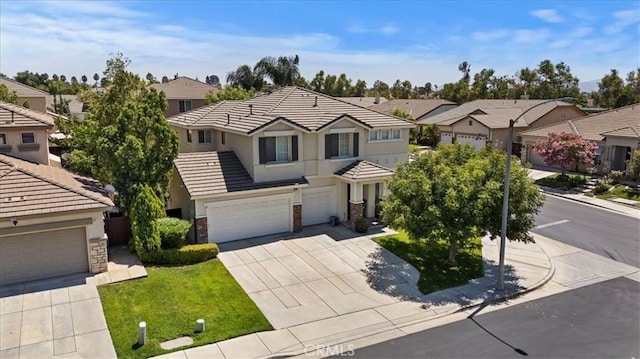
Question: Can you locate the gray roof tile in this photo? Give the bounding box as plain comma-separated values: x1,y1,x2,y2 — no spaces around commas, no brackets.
149,77,217,100
334,160,394,180
0,101,56,128
370,99,456,119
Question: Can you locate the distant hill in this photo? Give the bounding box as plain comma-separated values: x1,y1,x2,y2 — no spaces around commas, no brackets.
579,79,599,93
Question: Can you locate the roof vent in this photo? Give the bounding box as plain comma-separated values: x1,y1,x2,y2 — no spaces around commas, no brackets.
226,113,230,125
249,104,253,115
313,96,318,107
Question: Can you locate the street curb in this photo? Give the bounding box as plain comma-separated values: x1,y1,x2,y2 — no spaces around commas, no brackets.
539,187,637,215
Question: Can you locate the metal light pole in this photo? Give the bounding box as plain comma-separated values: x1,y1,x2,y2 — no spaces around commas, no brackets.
496,97,573,291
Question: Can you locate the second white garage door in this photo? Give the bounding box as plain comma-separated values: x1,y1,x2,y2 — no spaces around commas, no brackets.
302,186,337,226
0,227,89,286
206,194,292,243
456,135,487,150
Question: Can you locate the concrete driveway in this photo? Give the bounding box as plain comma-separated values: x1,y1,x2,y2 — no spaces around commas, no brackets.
217,226,423,329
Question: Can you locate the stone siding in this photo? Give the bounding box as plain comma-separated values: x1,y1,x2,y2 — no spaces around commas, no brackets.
293,204,302,232
349,201,364,231
194,217,208,243
89,235,108,273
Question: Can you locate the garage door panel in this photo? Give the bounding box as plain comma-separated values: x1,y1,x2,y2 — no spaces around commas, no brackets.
302,186,337,226
0,227,88,286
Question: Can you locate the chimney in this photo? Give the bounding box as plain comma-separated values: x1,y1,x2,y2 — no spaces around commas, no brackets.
520,94,529,100
248,104,253,115
313,96,318,107
374,94,380,104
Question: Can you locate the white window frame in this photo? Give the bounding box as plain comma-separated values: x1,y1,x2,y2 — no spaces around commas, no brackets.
179,100,192,113
275,136,289,162
198,130,212,144
338,133,350,157
186,129,192,143
368,129,402,142
21,132,35,144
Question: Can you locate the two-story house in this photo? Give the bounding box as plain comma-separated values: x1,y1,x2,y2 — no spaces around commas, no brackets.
149,76,217,118
0,77,51,113
166,86,413,243
0,100,57,165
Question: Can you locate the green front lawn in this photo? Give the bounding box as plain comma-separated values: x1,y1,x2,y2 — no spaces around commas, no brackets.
98,259,272,359
534,173,588,190
373,232,483,294
588,184,640,201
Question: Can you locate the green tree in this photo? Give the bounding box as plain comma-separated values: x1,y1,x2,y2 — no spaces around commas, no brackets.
226,64,263,91
69,53,179,211
129,184,165,257
205,86,255,104
254,54,300,87
93,73,99,87
439,62,472,104
0,84,18,104
351,79,367,97
382,144,544,264
310,70,325,92
81,75,88,84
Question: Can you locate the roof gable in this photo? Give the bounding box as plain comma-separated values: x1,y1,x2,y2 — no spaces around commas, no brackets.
149,77,216,100
0,77,50,97
0,101,56,128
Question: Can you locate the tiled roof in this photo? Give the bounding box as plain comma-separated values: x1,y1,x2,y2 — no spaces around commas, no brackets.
520,104,640,141
0,101,56,128
167,87,414,134
420,99,577,128
0,77,50,96
370,99,456,119
53,95,86,114
174,151,307,198
0,154,113,218
334,160,394,180
336,97,388,107
149,77,217,100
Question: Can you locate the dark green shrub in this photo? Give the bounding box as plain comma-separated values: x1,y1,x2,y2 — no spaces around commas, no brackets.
568,175,588,188
594,181,611,194
156,217,191,249
129,185,165,257
355,218,370,233
141,244,219,265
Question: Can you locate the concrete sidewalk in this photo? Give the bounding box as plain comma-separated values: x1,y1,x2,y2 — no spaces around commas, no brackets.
152,234,554,359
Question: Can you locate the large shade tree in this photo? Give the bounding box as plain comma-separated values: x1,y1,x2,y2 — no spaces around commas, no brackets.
382,144,544,264
254,55,300,87
226,64,263,91
534,132,597,176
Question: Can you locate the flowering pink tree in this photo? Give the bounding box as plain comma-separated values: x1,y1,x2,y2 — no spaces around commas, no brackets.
534,132,598,176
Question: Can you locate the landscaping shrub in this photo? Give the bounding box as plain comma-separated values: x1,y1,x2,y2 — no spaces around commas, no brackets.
355,218,370,233
609,170,624,184
129,185,165,256
594,181,612,194
568,175,588,188
141,244,219,265
156,217,191,249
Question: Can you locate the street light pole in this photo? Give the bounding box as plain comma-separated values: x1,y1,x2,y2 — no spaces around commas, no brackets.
496,97,573,291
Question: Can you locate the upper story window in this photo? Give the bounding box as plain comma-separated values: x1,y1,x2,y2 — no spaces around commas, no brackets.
186,129,192,143
259,135,298,164
179,100,192,113
368,129,401,142
325,132,359,159
198,130,212,143
0,133,6,145
21,132,36,144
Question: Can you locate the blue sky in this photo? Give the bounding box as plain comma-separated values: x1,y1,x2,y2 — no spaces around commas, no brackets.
0,0,638,88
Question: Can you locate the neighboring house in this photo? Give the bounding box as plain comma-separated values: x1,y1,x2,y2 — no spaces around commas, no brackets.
149,77,217,117
0,101,58,166
336,96,388,108
167,86,413,243
372,99,457,122
419,99,586,151
54,94,87,120
0,153,113,286
520,103,640,172
0,77,51,113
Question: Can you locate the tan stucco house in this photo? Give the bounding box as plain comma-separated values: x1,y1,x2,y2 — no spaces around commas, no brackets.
0,101,58,166
149,76,217,118
519,103,640,172
167,86,413,243
418,99,586,152
0,77,51,113
0,154,113,286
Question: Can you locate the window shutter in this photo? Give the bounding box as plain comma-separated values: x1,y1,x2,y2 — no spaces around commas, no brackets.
353,132,359,157
259,137,267,164
291,135,298,162
325,134,333,159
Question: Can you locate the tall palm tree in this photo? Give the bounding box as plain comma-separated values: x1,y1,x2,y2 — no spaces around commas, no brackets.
226,65,262,91
254,55,300,87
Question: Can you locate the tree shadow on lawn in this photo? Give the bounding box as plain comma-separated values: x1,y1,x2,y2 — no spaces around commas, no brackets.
362,240,523,309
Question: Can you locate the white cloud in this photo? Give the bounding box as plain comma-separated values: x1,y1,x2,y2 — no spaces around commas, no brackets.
471,30,508,41
346,23,399,35
604,9,640,34
514,29,550,43
530,9,563,23
569,26,593,38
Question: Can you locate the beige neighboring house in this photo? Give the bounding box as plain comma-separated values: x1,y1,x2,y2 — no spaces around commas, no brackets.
0,101,59,166
55,94,87,120
0,153,113,286
336,96,388,108
167,86,414,243
373,99,457,122
149,77,217,117
419,99,586,151
520,103,640,172
0,77,51,113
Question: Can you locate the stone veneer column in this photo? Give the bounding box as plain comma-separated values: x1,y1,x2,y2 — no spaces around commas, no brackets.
349,201,364,231
89,235,108,273
194,217,208,243
293,204,302,232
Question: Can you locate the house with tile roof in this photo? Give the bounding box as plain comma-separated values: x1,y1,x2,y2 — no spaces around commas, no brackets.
166,86,413,243
418,99,586,152
519,104,640,172
335,96,388,108
0,77,51,113
0,153,113,286
372,99,457,122
149,76,217,117
0,100,59,165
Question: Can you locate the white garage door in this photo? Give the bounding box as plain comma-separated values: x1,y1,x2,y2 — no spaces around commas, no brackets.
440,133,453,145
0,227,88,286
456,135,487,150
206,194,292,243
302,186,337,226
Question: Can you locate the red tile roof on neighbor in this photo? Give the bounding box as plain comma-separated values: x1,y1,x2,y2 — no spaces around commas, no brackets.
149,76,217,100
0,154,113,218
167,87,414,134
519,103,640,142
0,101,56,128
334,160,394,180
174,151,308,198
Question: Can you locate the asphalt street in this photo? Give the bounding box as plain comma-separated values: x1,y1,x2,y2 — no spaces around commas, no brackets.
348,277,640,358
533,194,640,267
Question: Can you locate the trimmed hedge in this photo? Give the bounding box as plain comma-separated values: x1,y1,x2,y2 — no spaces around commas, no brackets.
156,217,191,249
141,244,219,265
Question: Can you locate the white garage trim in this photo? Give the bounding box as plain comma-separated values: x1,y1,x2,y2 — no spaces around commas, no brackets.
302,186,337,226
205,193,293,243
